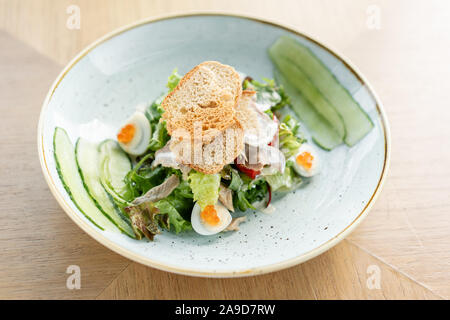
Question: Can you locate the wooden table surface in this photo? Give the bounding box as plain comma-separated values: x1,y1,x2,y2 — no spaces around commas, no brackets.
1,0,449,299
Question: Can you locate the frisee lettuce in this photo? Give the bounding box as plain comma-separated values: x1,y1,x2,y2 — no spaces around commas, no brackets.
263,161,302,192
279,115,306,158
148,121,170,152
243,77,289,111
143,97,170,154
167,68,181,92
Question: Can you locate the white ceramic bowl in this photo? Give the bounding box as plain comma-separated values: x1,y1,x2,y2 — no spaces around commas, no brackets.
38,13,390,277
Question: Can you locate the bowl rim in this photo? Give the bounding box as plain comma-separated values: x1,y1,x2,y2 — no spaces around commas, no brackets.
37,11,391,278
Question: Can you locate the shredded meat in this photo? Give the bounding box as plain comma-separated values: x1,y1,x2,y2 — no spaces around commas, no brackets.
131,174,180,205
219,184,234,212
152,142,191,178
238,144,285,173
224,216,247,232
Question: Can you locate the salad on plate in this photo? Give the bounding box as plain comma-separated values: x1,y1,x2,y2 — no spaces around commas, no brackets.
53,36,373,241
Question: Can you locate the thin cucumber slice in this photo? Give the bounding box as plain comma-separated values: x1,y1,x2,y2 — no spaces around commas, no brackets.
269,49,346,140
270,36,374,146
53,127,116,231
75,138,134,237
99,140,133,204
274,69,342,150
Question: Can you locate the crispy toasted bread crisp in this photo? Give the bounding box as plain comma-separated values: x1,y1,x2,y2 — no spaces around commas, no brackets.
162,61,248,174
236,90,260,133
162,61,242,143
170,122,244,174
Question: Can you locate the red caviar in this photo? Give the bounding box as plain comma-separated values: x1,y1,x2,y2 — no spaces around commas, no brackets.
200,205,220,226
296,152,314,170
117,124,135,144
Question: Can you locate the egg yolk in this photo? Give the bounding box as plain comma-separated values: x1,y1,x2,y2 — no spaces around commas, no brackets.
296,151,314,170
200,205,220,226
117,124,135,144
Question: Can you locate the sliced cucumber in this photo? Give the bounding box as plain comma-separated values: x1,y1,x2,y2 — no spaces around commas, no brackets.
53,127,116,231
274,69,343,150
270,36,374,146
269,49,346,141
75,138,135,237
98,140,133,205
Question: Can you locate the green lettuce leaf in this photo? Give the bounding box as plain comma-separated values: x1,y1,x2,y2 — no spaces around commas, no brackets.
233,176,269,212
144,98,170,153
279,115,306,158
166,68,181,92
243,77,289,111
228,168,243,191
153,197,192,233
142,68,181,155
125,202,161,241
145,98,164,123
124,155,179,199
148,121,170,152
264,161,302,192
226,168,269,212
125,172,193,237
188,171,221,210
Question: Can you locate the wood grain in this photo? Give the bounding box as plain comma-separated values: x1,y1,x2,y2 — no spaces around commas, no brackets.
0,31,131,299
0,0,379,66
97,241,440,300
0,0,449,299
343,1,450,298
